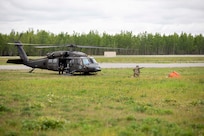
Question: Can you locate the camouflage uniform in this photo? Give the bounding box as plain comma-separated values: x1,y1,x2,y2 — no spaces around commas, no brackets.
58,62,64,74
133,65,143,77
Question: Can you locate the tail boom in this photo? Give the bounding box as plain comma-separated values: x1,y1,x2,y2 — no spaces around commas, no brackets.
15,42,29,62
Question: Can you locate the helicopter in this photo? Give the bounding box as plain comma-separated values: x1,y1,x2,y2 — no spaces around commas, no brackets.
7,41,102,75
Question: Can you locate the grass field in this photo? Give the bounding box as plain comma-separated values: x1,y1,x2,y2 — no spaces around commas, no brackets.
95,55,204,63
0,55,204,65
0,67,204,136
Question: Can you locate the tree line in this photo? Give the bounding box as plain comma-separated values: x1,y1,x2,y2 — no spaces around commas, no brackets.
0,29,204,56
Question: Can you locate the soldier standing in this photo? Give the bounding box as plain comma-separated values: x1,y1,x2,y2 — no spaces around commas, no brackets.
58,62,64,75
133,65,143,77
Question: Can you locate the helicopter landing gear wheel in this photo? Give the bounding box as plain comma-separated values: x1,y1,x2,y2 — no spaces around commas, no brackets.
84,72,90,75
65,69,75,75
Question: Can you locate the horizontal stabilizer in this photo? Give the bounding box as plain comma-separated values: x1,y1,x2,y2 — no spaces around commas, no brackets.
7,59,24,64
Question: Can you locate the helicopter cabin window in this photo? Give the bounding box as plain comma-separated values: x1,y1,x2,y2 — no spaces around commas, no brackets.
73,59,80,64
53,59,58,64
77,59,82,65
48,59,58,64
48,59,52,63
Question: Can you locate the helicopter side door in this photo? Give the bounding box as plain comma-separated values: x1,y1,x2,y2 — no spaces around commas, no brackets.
47,58,59,71
69,58,83,73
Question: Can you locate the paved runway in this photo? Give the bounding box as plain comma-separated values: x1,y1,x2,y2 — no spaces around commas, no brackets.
0,63,204,70
99,63,204,68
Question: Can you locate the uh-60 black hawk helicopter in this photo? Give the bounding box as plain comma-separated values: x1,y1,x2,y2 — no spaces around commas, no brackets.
7,41,103,75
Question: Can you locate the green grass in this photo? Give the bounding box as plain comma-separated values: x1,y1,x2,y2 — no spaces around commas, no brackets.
0,68,204,136
95,56,204,63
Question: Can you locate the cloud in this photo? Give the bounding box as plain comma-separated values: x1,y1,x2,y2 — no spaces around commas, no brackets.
0,0,204,35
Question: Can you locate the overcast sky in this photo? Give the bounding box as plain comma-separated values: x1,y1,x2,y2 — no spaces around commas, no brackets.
0,0,204,35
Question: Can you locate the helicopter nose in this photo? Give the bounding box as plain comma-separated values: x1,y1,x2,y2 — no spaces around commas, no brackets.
85,64,101,72
96,67,101,71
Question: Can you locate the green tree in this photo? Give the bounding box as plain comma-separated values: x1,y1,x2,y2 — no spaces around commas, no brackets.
194,34,204,54
0,29,204,56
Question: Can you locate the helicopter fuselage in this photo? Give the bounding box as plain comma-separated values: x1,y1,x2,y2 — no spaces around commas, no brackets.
7,42,101,75
47,56,101,73
21,56,101,74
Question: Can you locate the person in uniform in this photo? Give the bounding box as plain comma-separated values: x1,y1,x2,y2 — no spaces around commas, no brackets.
58,62,64,75
133,65,143,77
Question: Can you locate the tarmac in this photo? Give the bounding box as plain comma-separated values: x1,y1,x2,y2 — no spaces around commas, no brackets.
0,63,204,70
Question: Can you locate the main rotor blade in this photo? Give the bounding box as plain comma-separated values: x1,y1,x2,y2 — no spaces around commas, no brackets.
78,45,138,51
7,43,53,46
76,45,125,50
8,42,137,51
35,44,136,51
34,44,122,50
34,44,76,48
7,43,18,45
35,45,61,48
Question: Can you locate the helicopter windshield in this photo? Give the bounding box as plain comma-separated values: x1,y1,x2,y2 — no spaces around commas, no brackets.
82,58,90,65
89,57,97,64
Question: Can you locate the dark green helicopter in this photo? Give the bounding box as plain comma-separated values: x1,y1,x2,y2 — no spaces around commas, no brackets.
7,41,102,75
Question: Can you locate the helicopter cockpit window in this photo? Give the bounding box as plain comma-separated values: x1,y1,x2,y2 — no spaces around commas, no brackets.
89,58,97,64
82,58,90,65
